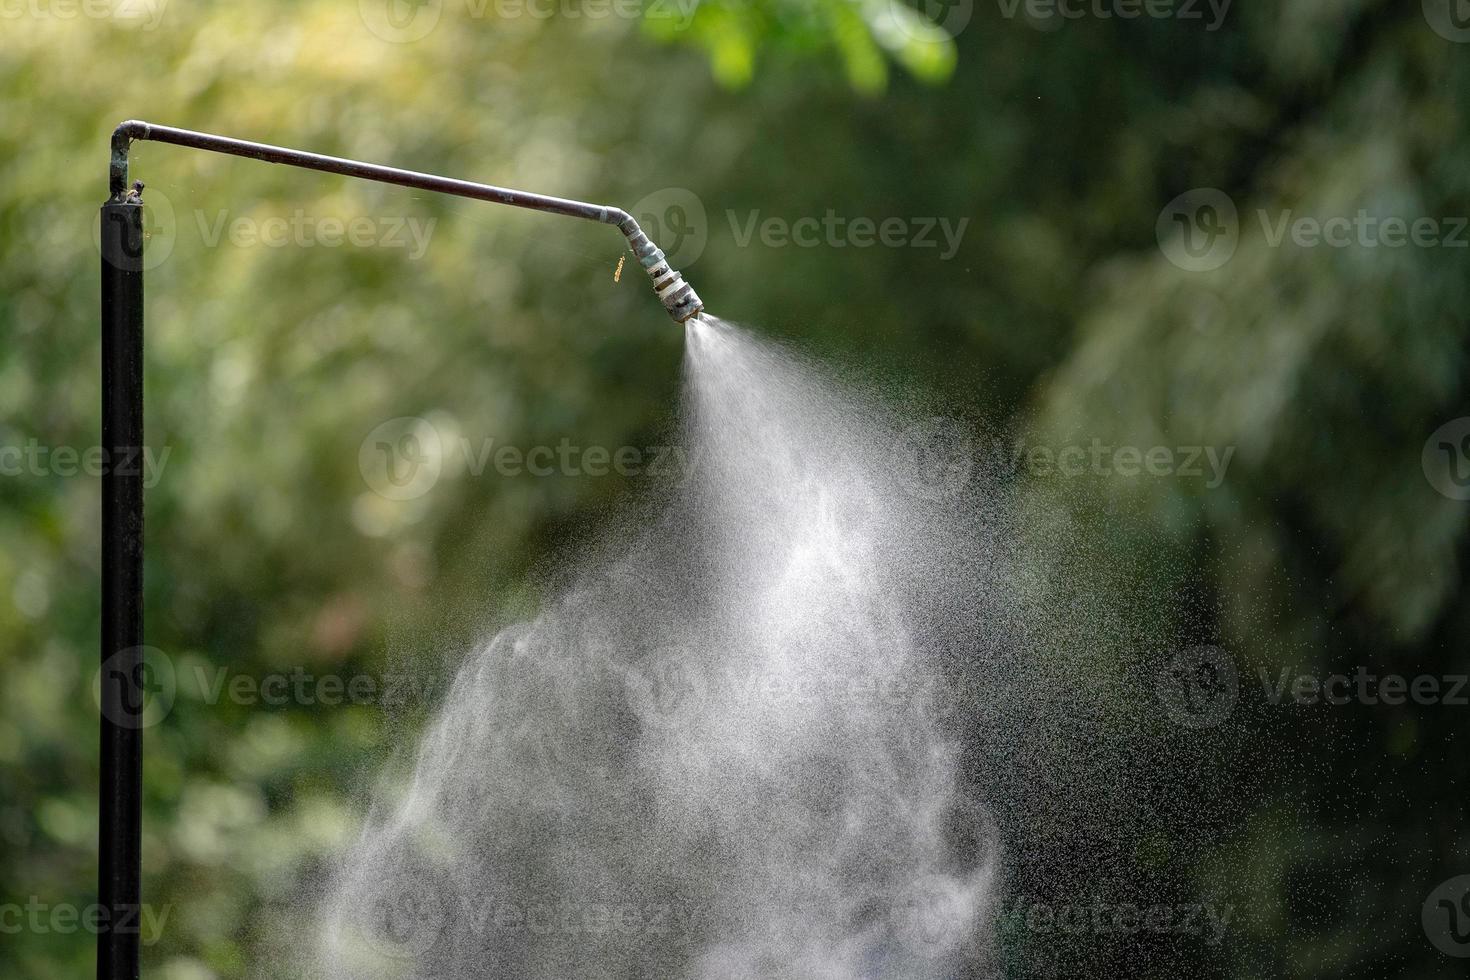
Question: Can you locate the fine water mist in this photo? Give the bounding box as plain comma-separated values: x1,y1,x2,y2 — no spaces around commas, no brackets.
312,316,997,978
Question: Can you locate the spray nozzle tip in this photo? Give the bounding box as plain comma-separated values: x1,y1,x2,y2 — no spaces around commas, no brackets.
619,217,704,324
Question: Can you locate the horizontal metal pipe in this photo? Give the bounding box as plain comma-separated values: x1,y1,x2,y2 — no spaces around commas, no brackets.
109,120,628,225
106,121,702,326
107,121,702,322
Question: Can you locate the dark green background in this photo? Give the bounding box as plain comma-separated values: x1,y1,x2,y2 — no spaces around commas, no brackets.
2,1,1466,976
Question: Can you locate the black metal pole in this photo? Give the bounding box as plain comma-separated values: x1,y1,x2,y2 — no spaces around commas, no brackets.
93,120,709,980
99,196,145,980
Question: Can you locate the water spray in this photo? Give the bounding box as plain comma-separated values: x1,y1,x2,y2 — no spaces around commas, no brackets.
97,121,705,980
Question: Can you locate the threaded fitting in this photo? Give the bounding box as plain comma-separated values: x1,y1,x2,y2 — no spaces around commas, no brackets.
619,217,704,324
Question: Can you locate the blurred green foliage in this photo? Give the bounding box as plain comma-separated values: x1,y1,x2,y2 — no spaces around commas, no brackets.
1,1,1467,978
645,0,957,90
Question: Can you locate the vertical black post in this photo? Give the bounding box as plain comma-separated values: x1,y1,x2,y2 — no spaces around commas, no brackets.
99,197,144,980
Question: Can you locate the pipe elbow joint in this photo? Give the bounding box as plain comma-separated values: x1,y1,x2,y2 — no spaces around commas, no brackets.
109,121,152,201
